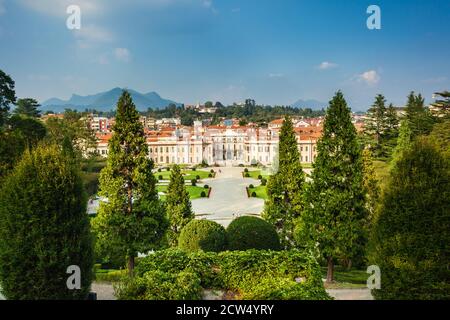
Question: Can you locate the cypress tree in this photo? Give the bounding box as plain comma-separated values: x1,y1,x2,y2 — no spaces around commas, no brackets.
370,139,450,299
297,91,366,283
0,144,93,299
166,164,195,247
92,91,168,275
391,120,413,169
364,94,388,157
405,91,435,137
263,115,304,248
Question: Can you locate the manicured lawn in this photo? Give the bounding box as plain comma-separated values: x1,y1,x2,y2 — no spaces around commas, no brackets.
243,170,271,180
321,267,368,289
248,185,268,200
155,169,213,181
157,185,210,200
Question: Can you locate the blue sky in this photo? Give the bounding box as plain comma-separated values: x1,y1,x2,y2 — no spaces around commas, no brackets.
0,0,449,110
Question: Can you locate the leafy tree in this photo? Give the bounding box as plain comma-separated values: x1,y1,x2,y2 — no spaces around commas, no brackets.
9,114,47,149
370,139,450,299
0,69,16,127
13,98,41,118
166,164,195,247
296,91,366,283
263,115,304,248
391,120,413,169
0,144,93,299
45,109,96,159
92,91,168,275
428,119,450,159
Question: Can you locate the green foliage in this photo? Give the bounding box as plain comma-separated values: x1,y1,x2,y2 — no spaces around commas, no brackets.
92,91,168,274
178,220,227,253
44,109,96,160
0,69,16,127
363,95,399,159
200,191,206,198
0,144,93,299
263,116,305,248
370,139,450,300
166,164,194,247
227,216,281,251
191,178,197,186
391,120,413,169
8,114,47,149
297,91,367,282
430,91,450,118
119,248,330,300
405,91,435,137
428,119,450,159
13,98,41,118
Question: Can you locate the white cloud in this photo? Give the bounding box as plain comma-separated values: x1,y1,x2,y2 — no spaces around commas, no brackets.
357,70,380,86
318,61,338,70
114,48,131,63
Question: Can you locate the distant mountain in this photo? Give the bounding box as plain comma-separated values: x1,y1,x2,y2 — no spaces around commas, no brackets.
291,99,327,110
41,88,181,112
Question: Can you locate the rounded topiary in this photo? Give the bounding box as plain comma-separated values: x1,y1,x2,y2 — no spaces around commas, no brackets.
244,173,250,178
244,168,249,173
192,167,197,171
258,175,263,180
226,216,281,251
204,185,209,189
261,178,267,186
178,220,227,252
158,168,162,172
251,192,257,197
200,191,206,198
159,175,163,180
249,184,254,189
208,173,213,178
210,169,215,173
196,175,201,180
191,179,197,186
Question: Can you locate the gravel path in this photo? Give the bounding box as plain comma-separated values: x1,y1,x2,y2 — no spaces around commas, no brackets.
192,167,264,227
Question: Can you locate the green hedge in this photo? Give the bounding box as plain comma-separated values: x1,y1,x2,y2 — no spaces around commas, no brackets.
178,220,227,253
226,216,281,251
116,249,330,300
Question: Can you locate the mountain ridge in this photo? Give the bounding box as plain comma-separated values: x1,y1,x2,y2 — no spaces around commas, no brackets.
41,88,181,112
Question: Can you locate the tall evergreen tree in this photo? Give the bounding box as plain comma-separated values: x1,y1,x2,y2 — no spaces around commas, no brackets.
166,164,195,247
391,120,413,169
92,91,168,275
0,144,93,299
263,115,304,248
13,98,41,118
370,139,450,299
405,91,434,137
296,91,366,283
0,69,16,127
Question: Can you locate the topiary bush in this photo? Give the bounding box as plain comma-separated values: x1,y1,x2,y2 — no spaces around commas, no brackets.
158,175,163,180
208,173,213,178
196,175,201,180
191,179,197,186
179,220,227,253
204,184,209,189
226,216,281,251
200,191,206,198
258,175,263,180
244,168,249,173
261,178,267,186
251,191,257,197
244,173,250,177
249,184,254,189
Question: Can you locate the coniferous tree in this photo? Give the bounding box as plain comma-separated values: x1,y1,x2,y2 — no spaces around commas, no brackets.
263,115,304,248
430,91,450,118
0,144,93,299
364,94,387,154
13,98,41,118
0,69,16,127
92,91,168,275
297,91,366,283
405,91,434,137
391,120,413,169
166,164,194,247
370,139,450,299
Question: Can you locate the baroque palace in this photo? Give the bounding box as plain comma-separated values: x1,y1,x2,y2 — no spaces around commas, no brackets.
93,118,323,167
